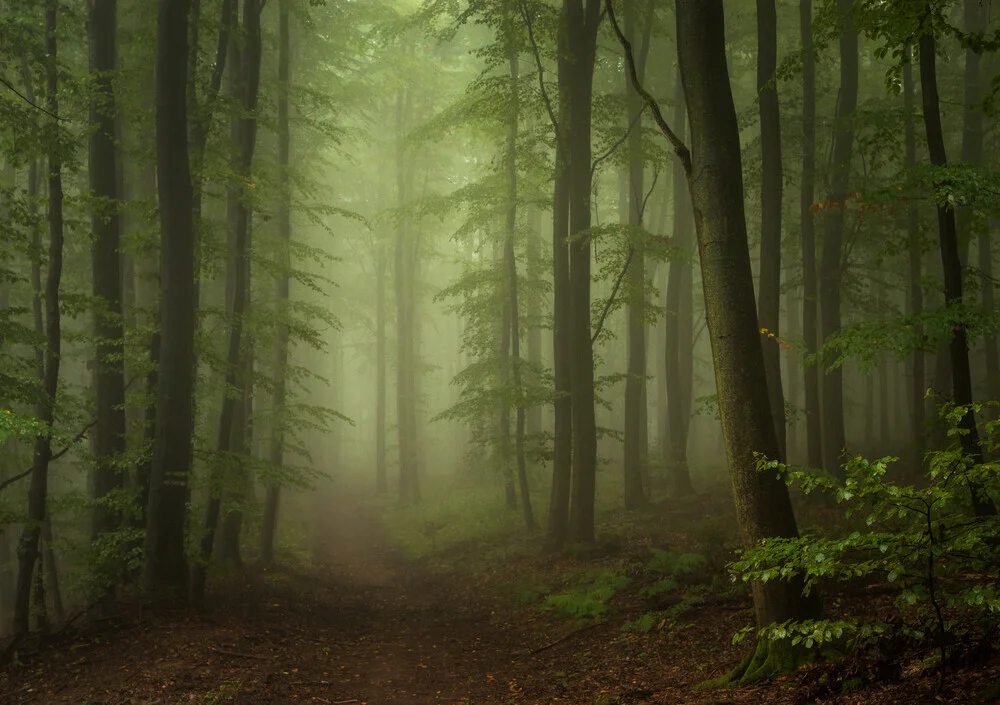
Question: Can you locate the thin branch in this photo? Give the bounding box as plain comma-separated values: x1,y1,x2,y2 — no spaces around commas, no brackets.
590,168,660,345
604,0,690,174
0,76,66,122
591,106,646,178
592,244,633,346
0,418,97,494
520,0,565,153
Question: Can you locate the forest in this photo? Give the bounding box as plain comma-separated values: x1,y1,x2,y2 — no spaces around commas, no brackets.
1,0,1000,702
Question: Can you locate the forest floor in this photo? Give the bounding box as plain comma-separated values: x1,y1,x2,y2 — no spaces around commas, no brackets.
2,482,1000,704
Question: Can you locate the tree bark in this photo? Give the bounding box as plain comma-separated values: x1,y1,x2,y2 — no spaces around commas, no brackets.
622,0,652,510
261,0,293,563
547,10,572,548
503,37,535,531
565,0,601,545
15,2,64,633
89,0,127,540
674,0,821,681
145,0,198,601
902,58,925,475
665,72,694,497
818,0,857,480
800,0,822,471
756,0,786,461
919,24,996,517
191,0,264,605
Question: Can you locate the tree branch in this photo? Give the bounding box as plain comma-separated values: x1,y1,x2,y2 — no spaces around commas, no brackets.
0,76,66,122
591,106,646,178
0,418,97,494
519,0,565,154
604,0,691,174
590,169,660,345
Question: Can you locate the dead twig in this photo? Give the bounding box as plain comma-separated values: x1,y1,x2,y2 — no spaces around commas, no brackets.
208,646,271,660
524,619,607,656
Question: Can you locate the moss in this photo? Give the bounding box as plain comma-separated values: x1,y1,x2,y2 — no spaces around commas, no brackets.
697,637,813,689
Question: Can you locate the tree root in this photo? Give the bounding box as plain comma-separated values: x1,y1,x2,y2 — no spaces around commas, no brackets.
697,637,813,689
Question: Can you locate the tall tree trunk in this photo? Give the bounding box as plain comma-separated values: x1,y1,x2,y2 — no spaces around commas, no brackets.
15,2,64,633
919,24,996,517
673,0,821,680
800,0,822,471
262,0,292,561
499,240,517,510
89,0,127,540
818,0,857,480
623,0,652,510
547,11,572,547
375,251,388,494
191,0,264,605
525,200,543,440
566,0,601,545
903,58,925,474
145,0,199,600
504,38,535,531
395,86,415,506
664,73,694,497
756,0,786,461
41,515,64,622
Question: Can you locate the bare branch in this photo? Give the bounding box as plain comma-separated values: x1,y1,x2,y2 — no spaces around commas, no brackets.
604,0,690,174
591,106,646,178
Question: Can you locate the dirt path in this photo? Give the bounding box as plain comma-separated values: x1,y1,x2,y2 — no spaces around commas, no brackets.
0,489,529,704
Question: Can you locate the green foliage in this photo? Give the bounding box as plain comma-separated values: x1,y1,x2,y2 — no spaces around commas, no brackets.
540,569,631,621
729,402,1000,682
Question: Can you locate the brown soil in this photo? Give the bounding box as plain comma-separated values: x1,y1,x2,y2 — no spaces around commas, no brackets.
1,488,999,704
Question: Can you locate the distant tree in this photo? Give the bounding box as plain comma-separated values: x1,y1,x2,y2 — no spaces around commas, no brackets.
145,0,198,600
14,0,65,635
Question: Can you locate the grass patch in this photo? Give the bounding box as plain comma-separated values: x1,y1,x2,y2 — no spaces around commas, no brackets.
540,569,631,621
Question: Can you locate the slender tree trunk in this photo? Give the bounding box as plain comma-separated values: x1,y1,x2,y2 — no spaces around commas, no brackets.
622,0,652,510
526,199,543,440
818,0,857,480
375,251,388,494
89,0,127,540
566,0,601,545
756,0,786,461
395,87,410,505
665,73,694,497
145,0,199,600
262,0,292,561
674,0,821,680
41,515,63,622
504,39,535,531
800,0,822,471
547,12,572,547
919,25,996,517
15,3,64,633
902,58,925,474
191,0,264,606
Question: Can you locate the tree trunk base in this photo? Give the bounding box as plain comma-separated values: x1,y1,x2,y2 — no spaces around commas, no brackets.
702,637,811,688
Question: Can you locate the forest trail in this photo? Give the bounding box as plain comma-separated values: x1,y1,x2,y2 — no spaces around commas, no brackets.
2,486,993,703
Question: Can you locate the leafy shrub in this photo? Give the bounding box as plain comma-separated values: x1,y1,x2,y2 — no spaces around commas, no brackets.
729,402,1000,685
541,569,631,621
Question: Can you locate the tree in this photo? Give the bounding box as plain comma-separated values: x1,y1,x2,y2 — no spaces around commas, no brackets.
14,0,65,635
756,0,785,461
89,0,128,541
145,0,198,600
663,70,694,497
917,13,995,517
262,0,293,564
799,0,822,471
818,0,857,480
502,11,535,531
564,0,602,545
608,0,821,682
622,0,653,510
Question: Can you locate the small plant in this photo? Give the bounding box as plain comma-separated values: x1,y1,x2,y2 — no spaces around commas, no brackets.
729,401,1000,689
541,569,631,621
